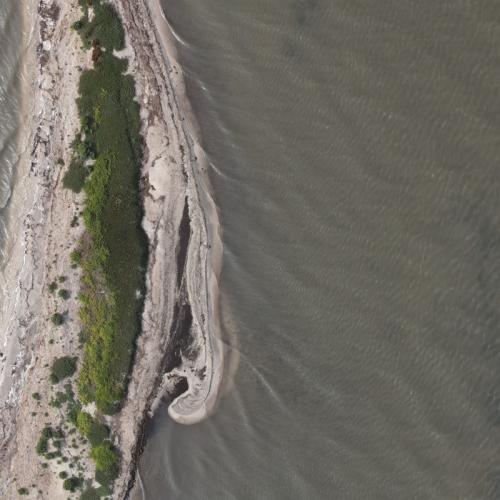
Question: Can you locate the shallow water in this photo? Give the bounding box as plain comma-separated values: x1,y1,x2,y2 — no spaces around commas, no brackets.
141,1,500,498
0,0,24,256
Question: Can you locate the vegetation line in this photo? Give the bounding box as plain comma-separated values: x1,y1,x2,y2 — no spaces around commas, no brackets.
28,0,147,497
68,0,146,414
34,0,147,496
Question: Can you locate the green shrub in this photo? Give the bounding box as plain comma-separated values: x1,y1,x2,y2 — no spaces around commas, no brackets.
50,356,78,383
74,44,146,414
63,158,89,193
36,426,53,455
69,0,146,421
45,451,61,460
53,428,64,439
48,281,58,293
76,411,92,435
67,398,82,425
87,421,109,447
76,411,109,446
32,392,41,401
63,476,83,492
72,19,85,31
59,276,67,283
95,480,112,496
51,313,64,326
59,471,68,479
49,391,68,408
41,426,52,438
91,442,118,477
75,1,124,52
81,487,100,500
70,250,83,266
58,289,71,300
36,435,48,455
17,488,28,495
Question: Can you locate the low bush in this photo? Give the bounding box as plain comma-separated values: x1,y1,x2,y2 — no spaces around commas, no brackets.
70,250,83,266
36,426,53,455
51,313,64,326
76,0,124,52
67,398,82,425
81,487,100,500
63,158,89,193
58,289,71,300
76,411,109,446
71,19,85,31
49,391,68,408
50,356,78,383
63,476,83,492
91,442,119,478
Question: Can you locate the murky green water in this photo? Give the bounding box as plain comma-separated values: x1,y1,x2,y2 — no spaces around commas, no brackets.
0,0,24,251
139,1,500,498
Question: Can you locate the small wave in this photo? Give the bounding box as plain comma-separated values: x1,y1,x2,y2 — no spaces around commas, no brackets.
158,2,190,48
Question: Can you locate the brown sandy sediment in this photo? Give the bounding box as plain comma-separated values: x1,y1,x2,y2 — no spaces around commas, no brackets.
0,0,224,497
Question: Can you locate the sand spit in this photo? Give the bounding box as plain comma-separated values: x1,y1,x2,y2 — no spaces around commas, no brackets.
112,0,224,494
0,0,224,497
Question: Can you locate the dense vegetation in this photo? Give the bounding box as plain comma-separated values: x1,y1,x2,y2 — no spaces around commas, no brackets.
29,1,144,496
31,1,146,495
66,0,146,414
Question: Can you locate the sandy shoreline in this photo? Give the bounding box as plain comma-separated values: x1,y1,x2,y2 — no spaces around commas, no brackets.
0,0,38,404
0,0,224,497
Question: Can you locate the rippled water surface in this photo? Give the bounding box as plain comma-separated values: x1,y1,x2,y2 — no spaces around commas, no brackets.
0,0,24,254
139,1,500,498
